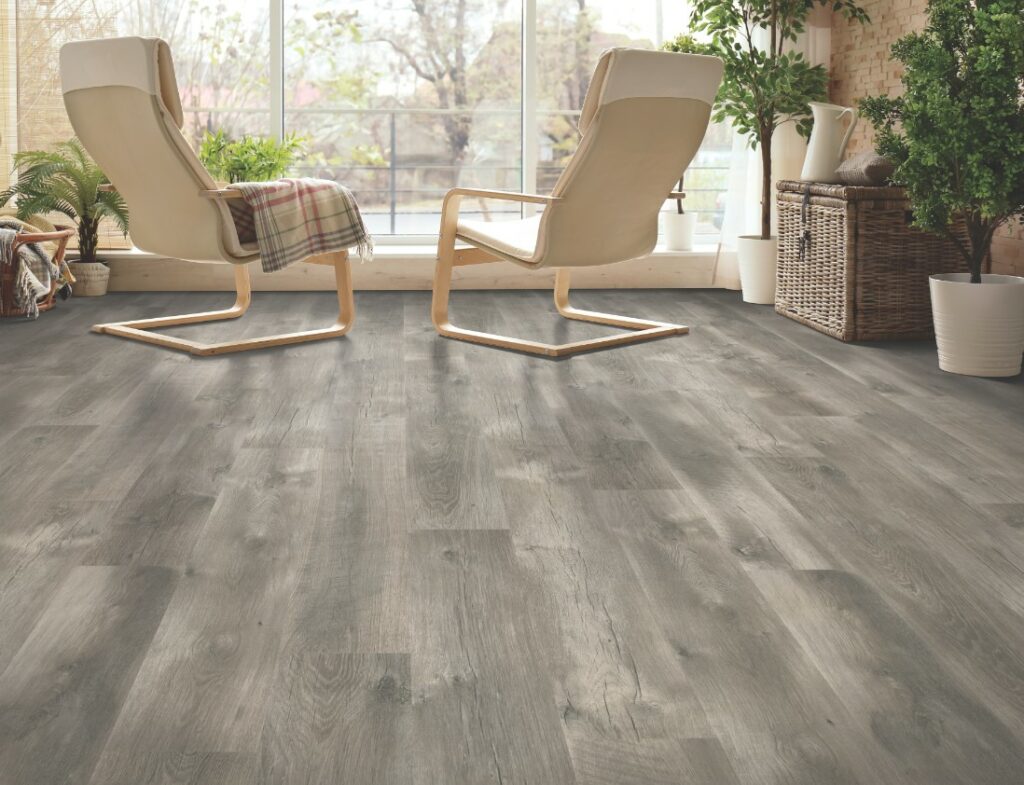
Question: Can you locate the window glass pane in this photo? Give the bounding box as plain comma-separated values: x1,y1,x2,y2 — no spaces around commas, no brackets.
285,0,523,236
13,0,270,246
15,0,270,149
535,0,728,241
10,0,729,247
136,1,273,143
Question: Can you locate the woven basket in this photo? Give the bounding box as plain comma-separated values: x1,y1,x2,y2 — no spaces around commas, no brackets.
776,181,967,341
0,223,74,318
68,261,110,296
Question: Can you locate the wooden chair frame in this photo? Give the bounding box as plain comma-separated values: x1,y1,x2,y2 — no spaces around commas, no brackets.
91,188,355,357
432,188,689,358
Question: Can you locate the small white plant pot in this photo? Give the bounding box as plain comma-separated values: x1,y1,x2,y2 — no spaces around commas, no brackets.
663,211,697,252
929,273,1024,377
68,261,110,297
737,235,778,305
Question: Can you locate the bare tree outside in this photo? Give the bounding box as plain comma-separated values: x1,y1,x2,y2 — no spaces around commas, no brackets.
9,0,731,238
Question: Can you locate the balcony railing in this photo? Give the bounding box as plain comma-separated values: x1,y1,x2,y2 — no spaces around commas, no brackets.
184,105,731,237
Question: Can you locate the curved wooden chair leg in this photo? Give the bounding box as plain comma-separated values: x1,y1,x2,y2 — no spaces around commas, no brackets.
431,252,687,358
432,246,565,357
549,268,688,354
93,251,354,356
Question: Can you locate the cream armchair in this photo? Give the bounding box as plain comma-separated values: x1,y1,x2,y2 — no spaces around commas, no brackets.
434,48,723,357
60,37,353,356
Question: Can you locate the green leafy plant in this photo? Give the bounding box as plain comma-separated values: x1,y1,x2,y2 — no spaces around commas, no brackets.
199,130,306,183
860,0,1024,284
665,1,869,239
0,139,128,265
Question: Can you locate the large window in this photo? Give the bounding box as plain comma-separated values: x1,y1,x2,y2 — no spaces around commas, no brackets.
284,0,523,235
8,0,729,243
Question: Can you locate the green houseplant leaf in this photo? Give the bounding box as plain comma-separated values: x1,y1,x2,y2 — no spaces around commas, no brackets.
666,0,870,239
0,138,127,265
199,131,307,184
861,0,1024,283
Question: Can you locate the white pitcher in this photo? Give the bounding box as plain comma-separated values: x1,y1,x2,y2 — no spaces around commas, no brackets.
800,102,857,183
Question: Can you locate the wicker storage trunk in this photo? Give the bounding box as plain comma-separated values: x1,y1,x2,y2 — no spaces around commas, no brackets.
776,181,966,341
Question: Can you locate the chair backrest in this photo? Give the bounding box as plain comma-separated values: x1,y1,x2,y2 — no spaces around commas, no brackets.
534,48,723,268
60,37,245,263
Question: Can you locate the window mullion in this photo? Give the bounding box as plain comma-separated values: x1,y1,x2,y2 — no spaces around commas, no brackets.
270,0,284,139
522,0,537,215
1,0,16,188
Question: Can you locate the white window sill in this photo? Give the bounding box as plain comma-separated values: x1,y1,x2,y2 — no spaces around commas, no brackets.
102,242,720,262
102,241,731,291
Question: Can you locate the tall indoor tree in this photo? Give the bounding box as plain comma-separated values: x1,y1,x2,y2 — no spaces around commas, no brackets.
668,0,869,240
860,0,1024,378
860,0,1024,285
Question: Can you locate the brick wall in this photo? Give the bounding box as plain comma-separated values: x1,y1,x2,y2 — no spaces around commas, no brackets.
830,1,1023,276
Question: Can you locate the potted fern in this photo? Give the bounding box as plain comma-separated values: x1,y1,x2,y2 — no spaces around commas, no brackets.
1,139,128,296
861,0,1024,377
668,1,869,303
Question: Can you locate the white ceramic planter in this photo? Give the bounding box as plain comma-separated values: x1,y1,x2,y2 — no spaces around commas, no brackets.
929,273,1024,377
663,212,697,252
737,235,778,304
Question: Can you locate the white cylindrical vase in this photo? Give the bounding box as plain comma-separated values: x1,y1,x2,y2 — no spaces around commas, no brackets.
929,273,1024,377
663,212,697,252
737,235,778,305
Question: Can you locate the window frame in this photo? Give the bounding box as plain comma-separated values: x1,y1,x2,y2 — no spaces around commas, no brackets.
269,0,669,245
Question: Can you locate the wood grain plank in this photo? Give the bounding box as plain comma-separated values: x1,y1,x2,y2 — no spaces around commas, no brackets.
618,397,834,570
750,568,1024,784
596,489,903,785
750,455,1024,738
407,529,576,785
0,566,176,785
782,415,1024,606
549,386,682,491
1,290,1022,785
404,360,509,529
502,480,719,780
87,447,323,785
260,651,410,785
567,736,741,785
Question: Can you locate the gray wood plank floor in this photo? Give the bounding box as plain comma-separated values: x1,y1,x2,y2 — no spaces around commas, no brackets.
1,288,1022,785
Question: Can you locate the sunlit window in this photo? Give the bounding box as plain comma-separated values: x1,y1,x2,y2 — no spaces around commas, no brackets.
8,0,728,243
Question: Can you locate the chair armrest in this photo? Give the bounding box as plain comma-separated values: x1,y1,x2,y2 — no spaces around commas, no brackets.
444,187,559,206
13,228,75,244
199,188,245,200
439,188,559,253
12,228,76,271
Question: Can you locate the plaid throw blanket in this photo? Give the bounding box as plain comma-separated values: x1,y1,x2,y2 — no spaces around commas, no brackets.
227,178,372,273
0,218,59,320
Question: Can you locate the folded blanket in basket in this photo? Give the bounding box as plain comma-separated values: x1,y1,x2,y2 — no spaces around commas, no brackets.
0,218,59,319
227,178,373,273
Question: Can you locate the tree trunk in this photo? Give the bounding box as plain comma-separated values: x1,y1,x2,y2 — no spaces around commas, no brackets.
759,126,773,239
78,217,99,265
406,1,471,171
969,248,987,284
966,216,997,284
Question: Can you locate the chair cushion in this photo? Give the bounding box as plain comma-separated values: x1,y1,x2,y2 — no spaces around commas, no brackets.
456,216,542,265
